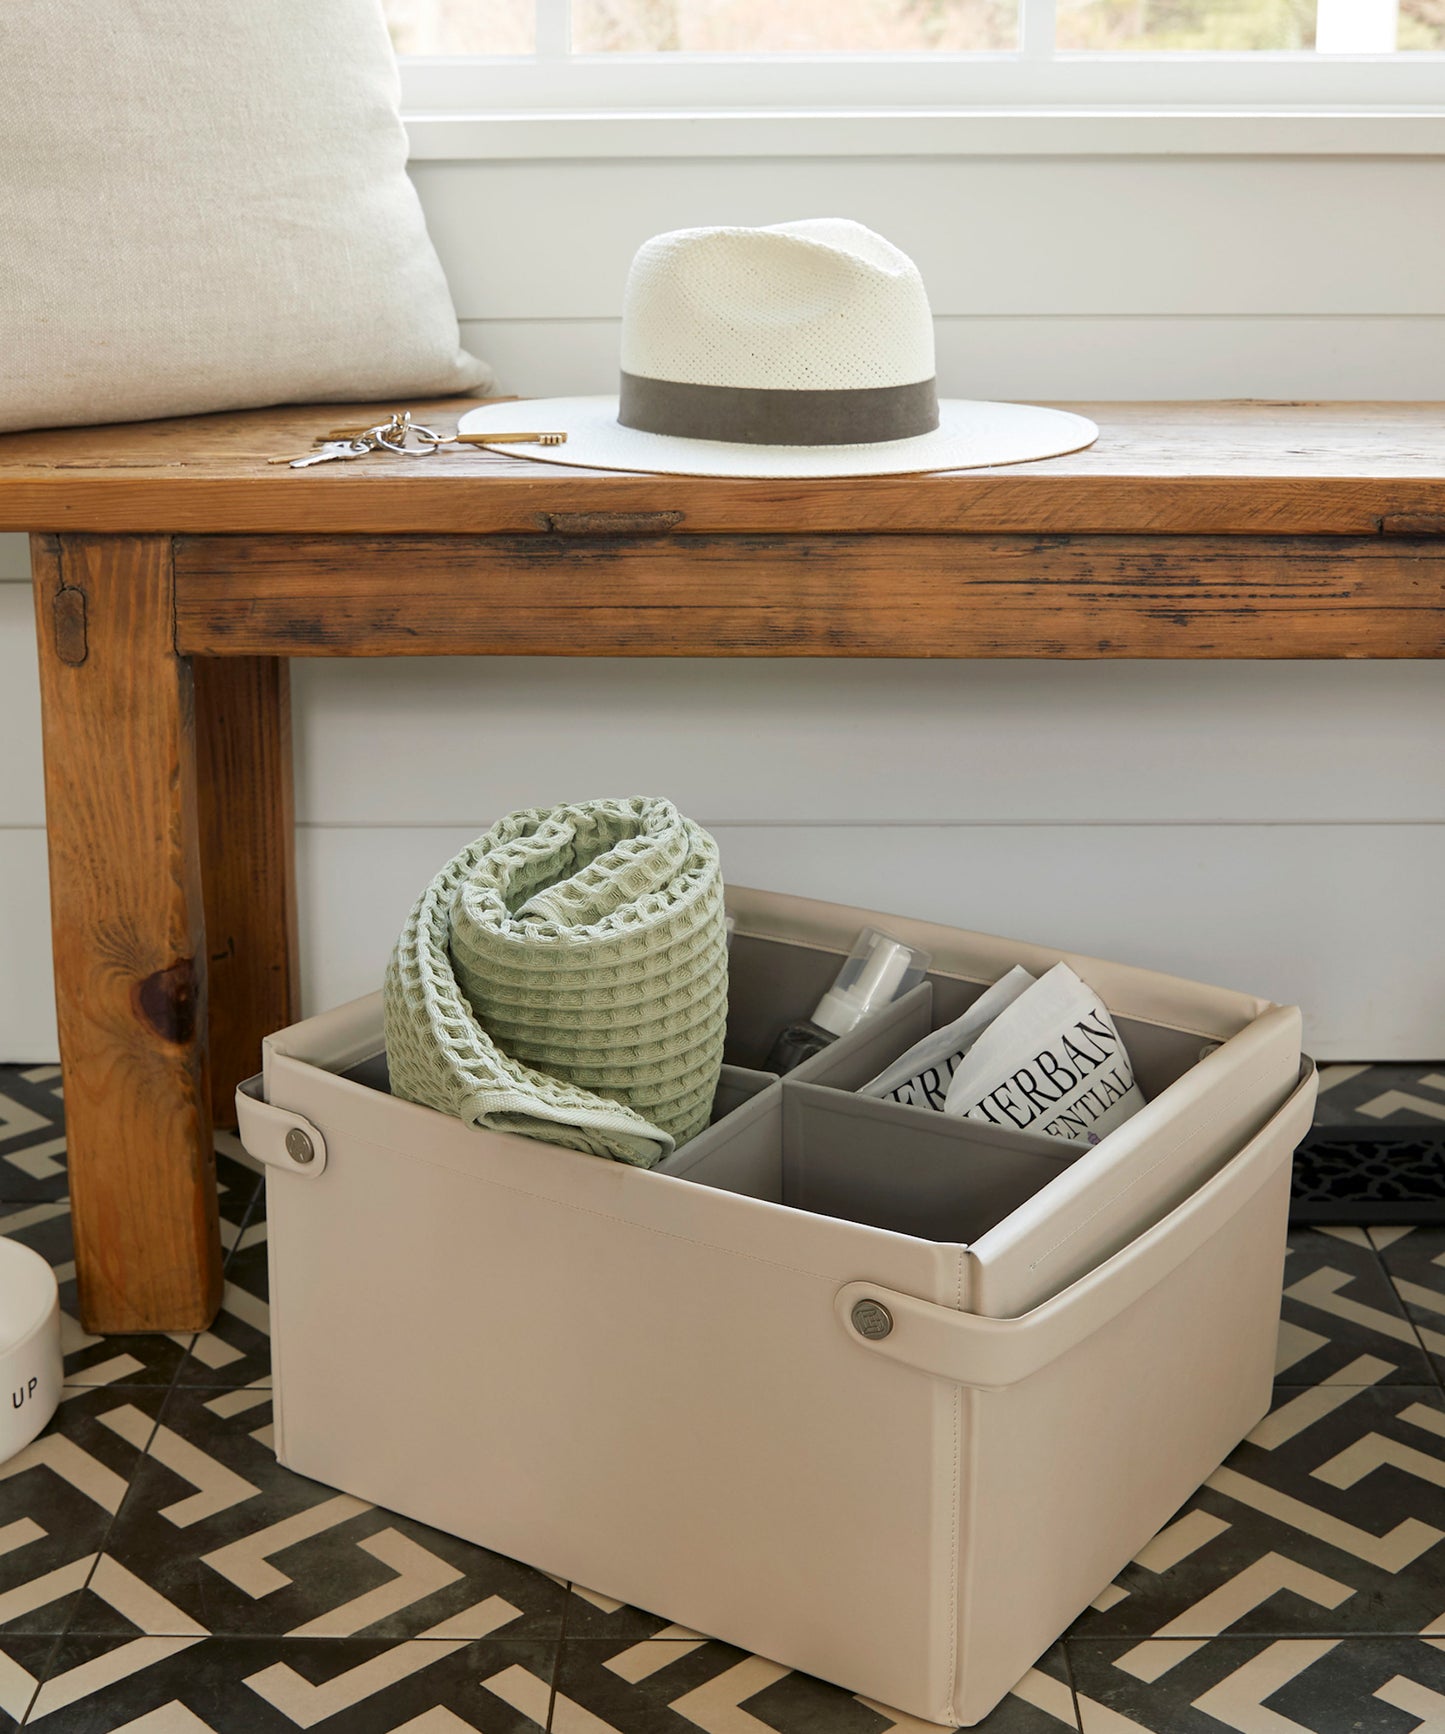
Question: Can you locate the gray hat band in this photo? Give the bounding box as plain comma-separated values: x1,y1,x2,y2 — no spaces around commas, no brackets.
618,371,939,447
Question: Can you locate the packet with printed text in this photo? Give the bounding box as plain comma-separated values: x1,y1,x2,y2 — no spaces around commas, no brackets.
859,966,1035,1110
942,962,1144,1145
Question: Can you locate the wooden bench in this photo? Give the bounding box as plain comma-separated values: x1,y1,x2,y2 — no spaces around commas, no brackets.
2,398,1442,1333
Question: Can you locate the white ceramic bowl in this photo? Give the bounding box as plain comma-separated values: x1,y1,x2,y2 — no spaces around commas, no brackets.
0,1239,60,1461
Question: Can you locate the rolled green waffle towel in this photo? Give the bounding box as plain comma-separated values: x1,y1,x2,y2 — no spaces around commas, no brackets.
384,797,728,1166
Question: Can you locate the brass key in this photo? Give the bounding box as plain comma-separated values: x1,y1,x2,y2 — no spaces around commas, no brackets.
268,438,375,468
449,431,568,447
317,427,567,448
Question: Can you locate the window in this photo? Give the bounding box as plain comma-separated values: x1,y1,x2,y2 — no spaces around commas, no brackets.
384,0,1445,56
385,1,1445,129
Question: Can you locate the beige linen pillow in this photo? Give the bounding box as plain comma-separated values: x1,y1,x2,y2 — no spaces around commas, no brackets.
0,0,491,433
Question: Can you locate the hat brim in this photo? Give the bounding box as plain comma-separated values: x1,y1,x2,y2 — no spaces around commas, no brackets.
458,397,1097,479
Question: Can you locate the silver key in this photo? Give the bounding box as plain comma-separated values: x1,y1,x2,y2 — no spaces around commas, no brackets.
287,438,374,469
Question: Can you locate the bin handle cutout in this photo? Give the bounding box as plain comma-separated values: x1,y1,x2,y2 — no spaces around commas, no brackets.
835,1063,1316,1391
236,1075,328,1177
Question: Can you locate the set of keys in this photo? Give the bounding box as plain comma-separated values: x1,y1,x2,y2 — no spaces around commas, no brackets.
269,410,567,468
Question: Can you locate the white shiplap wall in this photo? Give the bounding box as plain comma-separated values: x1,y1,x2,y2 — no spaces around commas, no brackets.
3,147,1444,1061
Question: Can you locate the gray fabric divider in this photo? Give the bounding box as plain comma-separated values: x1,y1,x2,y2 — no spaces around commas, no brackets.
782,1082,1077,1243
345,1029,1111,1245
655,1073,1080,1242
711,1064,778,1124
787,983,933,1090
342,1050,392,1095
347,1048,772,1146
724,934,846,1070
653,1078,783,1199
728,940,1200,1104
346,932,1199,1238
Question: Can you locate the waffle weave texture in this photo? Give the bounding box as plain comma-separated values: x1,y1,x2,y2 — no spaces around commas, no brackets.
383,797,728,1166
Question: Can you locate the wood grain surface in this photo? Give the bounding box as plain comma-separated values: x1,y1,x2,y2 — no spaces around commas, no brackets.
31,534,221,1332
173,532,1445,659
3,401,1444,537
194,657,300,1128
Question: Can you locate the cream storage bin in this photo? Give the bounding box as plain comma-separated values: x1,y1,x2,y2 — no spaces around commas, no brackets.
237,886,1316,1727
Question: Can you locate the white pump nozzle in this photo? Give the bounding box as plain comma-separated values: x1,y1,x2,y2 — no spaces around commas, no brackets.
810,929,925,1039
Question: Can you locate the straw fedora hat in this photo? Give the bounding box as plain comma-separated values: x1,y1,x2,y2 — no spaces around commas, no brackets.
458,218,1096,479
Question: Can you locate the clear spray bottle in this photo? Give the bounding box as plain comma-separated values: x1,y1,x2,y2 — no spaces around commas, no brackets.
765,927,931,1074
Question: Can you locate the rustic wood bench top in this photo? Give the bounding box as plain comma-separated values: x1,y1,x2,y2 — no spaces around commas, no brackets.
3,398,1444,536
7,397,1444,1334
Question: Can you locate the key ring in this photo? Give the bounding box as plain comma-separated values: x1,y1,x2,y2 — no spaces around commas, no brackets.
371,410,442,458
407,422,451,452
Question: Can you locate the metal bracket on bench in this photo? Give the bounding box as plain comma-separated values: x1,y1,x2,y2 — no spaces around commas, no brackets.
235,1075,328,1177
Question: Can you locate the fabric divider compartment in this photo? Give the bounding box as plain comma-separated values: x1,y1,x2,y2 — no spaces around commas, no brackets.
828,972,1210,1121
710,1064,777,1123
340,1049,392,1096
340,1050,774,1142
783,1080,1078,1243
656,1071,1081,1246
723,932,848,1070
786,983,933,1090
726,932,1208,1111
653,1075,782,1199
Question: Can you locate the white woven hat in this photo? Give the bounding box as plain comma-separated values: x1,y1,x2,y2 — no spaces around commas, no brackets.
459,218,1096,478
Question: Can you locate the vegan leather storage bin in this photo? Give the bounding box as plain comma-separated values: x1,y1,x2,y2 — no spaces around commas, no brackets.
237,885,1316,1726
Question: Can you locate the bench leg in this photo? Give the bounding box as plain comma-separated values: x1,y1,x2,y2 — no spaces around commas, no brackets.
195,657,300,1128
32,534,222,1333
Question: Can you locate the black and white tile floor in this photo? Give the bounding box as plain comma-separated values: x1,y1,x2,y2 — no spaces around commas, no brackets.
2,1063,1445,1732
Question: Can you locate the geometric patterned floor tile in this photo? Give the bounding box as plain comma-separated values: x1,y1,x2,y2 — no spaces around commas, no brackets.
553,1585,686,1644
84,1387,570,1642
0,1634,60,1730
1370,1226,1445,1383
0,1203,190,1392
212,1151,266,1264
0,1387,167,1636
1312,1064,1445,1129
8,1056,1445,1732
1275,1229,1437,1385
0,1152,265,1392
18,1633,555,1731
0,1070,67,1207
1066,1636,1445,1734
1068,1385,1445,1645
174,1207,271,1391
551,1636,1079,1732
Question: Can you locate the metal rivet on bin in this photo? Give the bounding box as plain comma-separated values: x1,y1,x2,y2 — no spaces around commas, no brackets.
851,1299,893,1340
285,1128,315,1165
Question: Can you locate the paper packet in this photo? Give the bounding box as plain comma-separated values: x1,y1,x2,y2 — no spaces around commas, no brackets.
943,962,1144,1145
858,966,1036,1110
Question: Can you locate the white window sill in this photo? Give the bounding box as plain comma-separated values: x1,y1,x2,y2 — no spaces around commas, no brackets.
402,107,1445,161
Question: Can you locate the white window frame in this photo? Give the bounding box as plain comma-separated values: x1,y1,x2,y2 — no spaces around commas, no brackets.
396,0,1445,159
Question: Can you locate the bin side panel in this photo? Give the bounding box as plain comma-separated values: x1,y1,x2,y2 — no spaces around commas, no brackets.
263,1088,964,1722
952,1139,1293,1725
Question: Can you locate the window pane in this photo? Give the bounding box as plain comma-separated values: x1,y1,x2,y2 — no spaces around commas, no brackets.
1057,0,1445,49
1056,0,1313,50
382,0,535,54
572,0,1018,52
1399,0,1445,47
